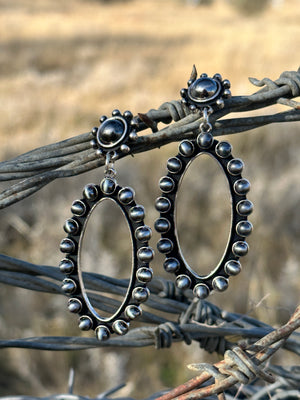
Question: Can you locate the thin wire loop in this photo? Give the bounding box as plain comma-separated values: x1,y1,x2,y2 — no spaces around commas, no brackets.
104,151,117,178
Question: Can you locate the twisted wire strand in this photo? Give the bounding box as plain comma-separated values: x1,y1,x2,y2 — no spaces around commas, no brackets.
1,69,300,400
0,371,298,400
155,307,300,400
1,69,300,208
0,254,299,357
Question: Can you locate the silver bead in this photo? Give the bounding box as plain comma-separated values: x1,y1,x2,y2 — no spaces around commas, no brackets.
157,238,173,254
112,109,121,116
180,88,187,96
164,257,180,273
193,284,209,299
92,127,98,136
90,139,98,149
83,184,98,201
129,131,138,141
189,104,197,113
222,79,231,89
100,178,116,194
132,287,150,303
130,118,139,128
123,110,133,119
197,132,213,149
79,316,93,331
225,260,241,276
137,247,154,262
200,73,208,78
237,200,253,216
236,221,253,237
64,219,79,235
96,325,110,341
216,141,232,158
232,241,249,257
223,89,231,98
187,80,193,87
125,305,142,320
136,267,153,283
234,179,250,195
159,176,175,193
99,115,107,123
155,197,171,213
62,278,77,294
118,187,135,205
120,144,130,154
212,276,228,292
112,320,129,335
213,73,222,81
59,258,74,274
227,159,244,175
176,275,191,290
68,298,82,313
60,238,76,254
71,200,86,216
154,217,171,233
216,98,225,109
135,226,152,242
96,149,104,157
130,205,145,222
167,157,182,174
179,140,194,157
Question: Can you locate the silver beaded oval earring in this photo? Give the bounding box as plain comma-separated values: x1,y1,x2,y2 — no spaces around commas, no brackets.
59,110,154,341
155,71,253,300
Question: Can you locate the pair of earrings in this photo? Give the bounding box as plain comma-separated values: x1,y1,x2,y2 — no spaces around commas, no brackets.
59,72,253,341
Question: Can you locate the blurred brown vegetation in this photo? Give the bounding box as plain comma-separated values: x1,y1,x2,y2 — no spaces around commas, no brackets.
0,0,299,397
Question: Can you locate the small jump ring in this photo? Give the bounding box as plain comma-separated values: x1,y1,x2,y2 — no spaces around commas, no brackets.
105,152,117,178
200,122,212,133
105,167,117,179
206,106,214,115
105,151,117,166
203,107,209,122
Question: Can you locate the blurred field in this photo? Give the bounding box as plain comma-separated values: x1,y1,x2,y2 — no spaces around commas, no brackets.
0,0,299,397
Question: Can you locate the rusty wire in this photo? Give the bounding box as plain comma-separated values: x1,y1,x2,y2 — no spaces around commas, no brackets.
155,306,300,400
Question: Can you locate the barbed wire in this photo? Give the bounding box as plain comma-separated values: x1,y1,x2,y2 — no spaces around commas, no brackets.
0,69,299,209
0,254,299,398
0,69,300,399
0,254,299,354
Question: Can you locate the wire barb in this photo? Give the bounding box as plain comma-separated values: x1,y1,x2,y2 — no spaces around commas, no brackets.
1,69,300,208
0,69,300,400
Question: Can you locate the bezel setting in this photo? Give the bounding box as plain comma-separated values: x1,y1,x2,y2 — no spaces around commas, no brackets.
180,70,231,112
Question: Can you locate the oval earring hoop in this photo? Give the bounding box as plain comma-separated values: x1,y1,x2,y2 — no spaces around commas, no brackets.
155,71,253,300
155,137,253,299
59,110,154,341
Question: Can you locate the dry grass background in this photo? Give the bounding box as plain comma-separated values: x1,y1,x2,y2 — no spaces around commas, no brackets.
0,0,299,397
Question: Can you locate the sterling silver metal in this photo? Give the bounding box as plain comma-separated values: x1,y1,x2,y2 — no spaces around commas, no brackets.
180,70,231,112
90,110,138,158
60,112,153,341
156,74,252,299
155,136,252,299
